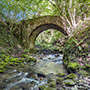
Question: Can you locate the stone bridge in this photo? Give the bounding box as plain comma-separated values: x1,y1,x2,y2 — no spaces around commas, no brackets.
13,16,68,50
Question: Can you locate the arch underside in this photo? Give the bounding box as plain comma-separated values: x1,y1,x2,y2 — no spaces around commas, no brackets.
29,23,68,49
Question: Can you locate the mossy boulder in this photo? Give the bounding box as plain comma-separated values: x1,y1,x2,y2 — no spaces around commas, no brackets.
67,62,80,73
67,73,77,79
56,73,66,77
26,56,37,62
10,57,22,63
56,78,64,84
0,50,6,55
39,85,46,90
47,79,54,83
0,65,5,69
0,54,7,59
0,61,7,66
21,54,37,62
48,82,56,88
20,58,25,62
79,70,89,77
83,64,90,72
20,63,25,67
5,56,10,62
64,79,76,86
21,54,29,58
0,69,5,73
39,85,56,90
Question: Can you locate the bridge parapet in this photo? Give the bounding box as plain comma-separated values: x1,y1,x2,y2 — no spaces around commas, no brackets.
13,16,68,49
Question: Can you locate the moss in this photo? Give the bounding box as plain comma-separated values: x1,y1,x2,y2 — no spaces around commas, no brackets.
0,50,37,72
39,85,46,90
20,58,24,62
67,73,77,79
83,64,90,72
39,85,56,90
48,82,56,88
21,54,37,62
0,50,6,55
0,61,7,66
47,79,54,83
46,87,56,90
0,58,2,61
56,73,65,77
14,62,19,65
5,56,10,62
9,62,14,66
21,54,29,58
64,79,76,86
67,62,80,73
79,70,89,77
0,69,5,73
0,65,5,69
10,57,18,62
21,63,25,67
56,78,64,84
0,54,7,59
26,56,37,62
24,49,29,53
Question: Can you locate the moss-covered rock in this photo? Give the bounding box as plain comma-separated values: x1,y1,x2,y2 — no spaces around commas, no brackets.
67,62,80,73
67,73,77,79
64,79,76,86
20,58,25,62
79,70,89,77
20,63,25,67
0,65,5,69
39,85,46,90
47,79,54,83
84,64,90,72
0,53,37,72
48,82,56,88
21,54,37,62
0,50,6,55
8,62,14,66
26,56,37,62
21,54,29,58
10,57,19,62
56,73,66,77
0,69,5,73
39,85,56,90
56,78,64,84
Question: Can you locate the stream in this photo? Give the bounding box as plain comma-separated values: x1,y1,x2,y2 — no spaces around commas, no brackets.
0,53,67,90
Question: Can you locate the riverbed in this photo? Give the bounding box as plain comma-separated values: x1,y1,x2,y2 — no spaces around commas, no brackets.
0,53,67,90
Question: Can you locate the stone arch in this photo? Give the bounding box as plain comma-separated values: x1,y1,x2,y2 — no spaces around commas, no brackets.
28,23,68,49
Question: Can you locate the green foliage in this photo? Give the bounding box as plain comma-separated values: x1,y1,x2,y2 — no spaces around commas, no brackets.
0,0,54,22
35,29,64,50
49,0,90,30
63,21,90,74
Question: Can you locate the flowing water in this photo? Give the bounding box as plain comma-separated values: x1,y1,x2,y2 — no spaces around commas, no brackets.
0,53,67,90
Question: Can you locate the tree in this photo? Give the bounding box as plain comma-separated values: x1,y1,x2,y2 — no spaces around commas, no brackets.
48,0,90,34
